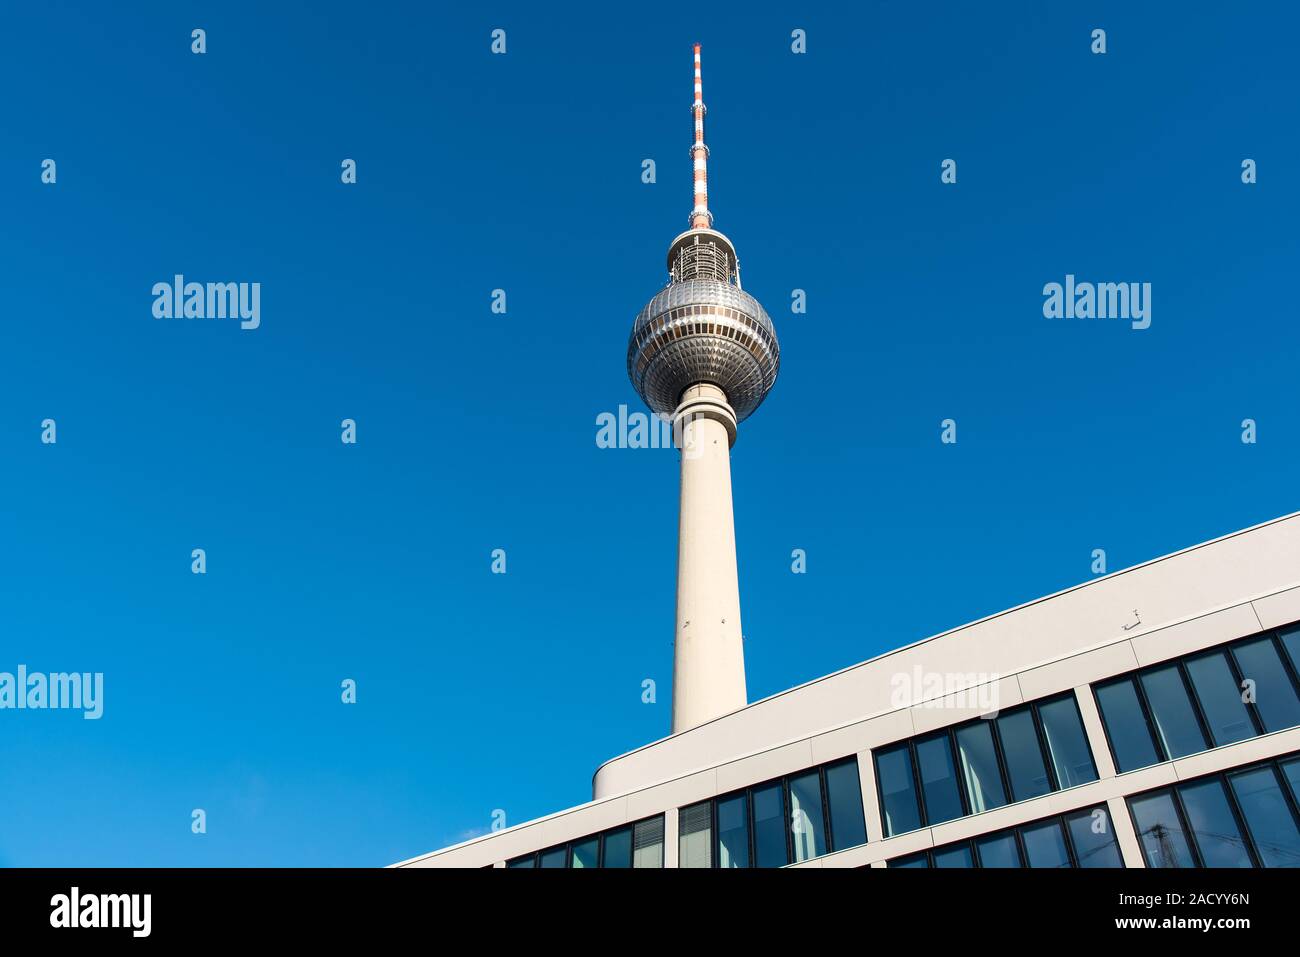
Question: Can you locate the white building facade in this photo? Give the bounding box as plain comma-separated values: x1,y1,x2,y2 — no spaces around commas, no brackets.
398,511,1300,869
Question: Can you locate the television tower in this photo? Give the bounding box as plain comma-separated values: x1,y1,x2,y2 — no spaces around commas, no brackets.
627,44,780,734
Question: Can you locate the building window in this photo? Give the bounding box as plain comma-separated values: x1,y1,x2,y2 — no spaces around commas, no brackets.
1227,765,1300,867
915,733,965,825
505,814,665,869
788,770,827,862
678,801,712,869
1177,778,1252,868
570,836,599,869
932,843,975,868
538,846,568,868
887,804,1122,868
1126,753,1300,868
1065,807,1125,867
752,782,787,867
974,831,1021,868
891,851,930,868
824,758,868,851
1232,635,1300,733
632,817,665,868
1020,819,1071,868
874,691,1097,837
876,743,922,835
600,826,633,868
1280,624,1300,670
1093,625,1300,774
1129,791,1198,868
717,793,750,868
1093,678,1161,772
1185,651,1256,746
1139,664,1207,760
1038,695,1098,789
678,756,868,868
997,708,1053,802
954,721,1006,813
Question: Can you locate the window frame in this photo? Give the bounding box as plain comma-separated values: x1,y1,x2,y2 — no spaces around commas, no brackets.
1224,761,1300,867
1137,661,1212,761
1124,751,1300,868
874,741,924,836
504,814,666,869
912,729,970,826
1184,646,1265,744
953,718,1009,813
600,824,634,869
1092,672,1176,771
1018,816,1076,868
682,755,867,868
874,690,1096,837
1093,626,1300,774
1227,633,1300,733
887,803,1119,868
1035,691,1103,790
750,778,790,868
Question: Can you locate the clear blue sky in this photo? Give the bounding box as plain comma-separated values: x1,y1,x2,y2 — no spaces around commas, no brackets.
1,2,1296,866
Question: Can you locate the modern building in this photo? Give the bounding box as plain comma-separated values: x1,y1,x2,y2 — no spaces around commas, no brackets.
398,507,1300,869
394,48,1300,870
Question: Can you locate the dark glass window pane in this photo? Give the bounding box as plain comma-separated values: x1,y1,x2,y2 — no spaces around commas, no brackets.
955,721,1008,812
602,827,632,868
1021,820,1071,867
1228,766,1300,868
933,843,974,868
539,846,567,868
1232,637,1300,733
679,801,713,868
890,852,930,868
1282,758,1300,806
506,855,535,868
1066,807,1123,868
998,709,1052,801
824,760,867,852
752,783,788,867
570,837,599,868
1038,696,1097,789
1186,652,1255,746
1178,779,1252,868
1130,792,1196,868
717,793,749,868
1095,679,1161,771
916,734,965,825
1139,665,1208,759
632,817,664,868
975,831,1022,867
788,770,827,862
876,744,922,836
1279,626,1300,672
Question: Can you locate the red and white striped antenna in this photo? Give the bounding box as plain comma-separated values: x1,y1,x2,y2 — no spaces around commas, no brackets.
690,43,713,229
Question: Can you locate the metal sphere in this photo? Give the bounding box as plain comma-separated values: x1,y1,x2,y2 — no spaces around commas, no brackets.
626,278,780,423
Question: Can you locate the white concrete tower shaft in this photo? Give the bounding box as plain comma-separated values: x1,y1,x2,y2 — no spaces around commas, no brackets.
671,384,745,733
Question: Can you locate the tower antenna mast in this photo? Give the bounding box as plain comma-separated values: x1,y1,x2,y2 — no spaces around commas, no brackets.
690,42,712,230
